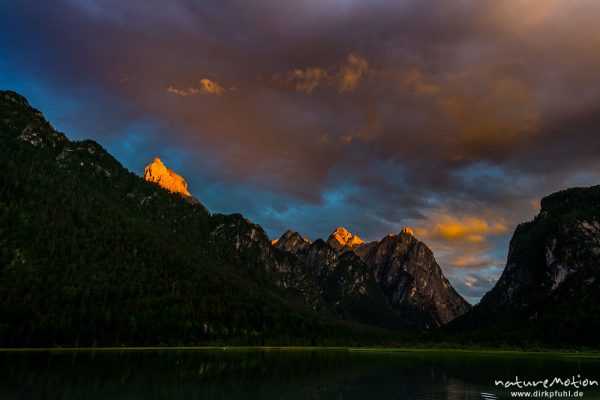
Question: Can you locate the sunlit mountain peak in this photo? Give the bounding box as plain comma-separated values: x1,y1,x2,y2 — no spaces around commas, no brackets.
143,157,191,197
327,227,365,252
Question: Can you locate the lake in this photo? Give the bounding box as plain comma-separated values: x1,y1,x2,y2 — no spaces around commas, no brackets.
1,348,599,399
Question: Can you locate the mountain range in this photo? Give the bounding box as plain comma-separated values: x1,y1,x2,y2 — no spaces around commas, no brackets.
273,227,469,329
1,89,598,348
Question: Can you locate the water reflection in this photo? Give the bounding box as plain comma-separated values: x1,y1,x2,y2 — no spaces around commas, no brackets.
0,349,599,399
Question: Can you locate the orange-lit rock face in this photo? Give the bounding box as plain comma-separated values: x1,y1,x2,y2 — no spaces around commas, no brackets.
327,227,365,252
400,227,414,236
144,157,190,196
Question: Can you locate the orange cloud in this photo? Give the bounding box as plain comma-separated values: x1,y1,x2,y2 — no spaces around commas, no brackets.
199,78,226,95
271,53,371,94
166,86,199,96
338,54,370,93
286,67,329,94
427,216,508,243
412,214,510,271
482,0,564,35
167,78,227,96
398,68,440,96
450,255,499,270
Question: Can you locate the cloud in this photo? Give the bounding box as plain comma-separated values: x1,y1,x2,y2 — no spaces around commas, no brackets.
338,53,370,92
410,213,510,281
442,74,540,161
271,53,372,94
397,68,441,97
272,67,329,94
449,255,501,270
167,78,227,96
449,271,499,304
199,78,226,95
166,86,199,96
421,216,508,244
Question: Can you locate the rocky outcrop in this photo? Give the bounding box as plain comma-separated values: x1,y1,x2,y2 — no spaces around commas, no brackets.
464,186,600,344
297,239,404,328
3,91,68,150
144,157,191,196
326,227,365,254
209,214,325,310
273,230,312,254
353,231,470,327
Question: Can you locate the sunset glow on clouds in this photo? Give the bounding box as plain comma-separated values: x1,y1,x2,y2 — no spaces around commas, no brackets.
2,0,600,303
167,78,228,96
408,213,510,302
271,54,371,94
419,216,509,244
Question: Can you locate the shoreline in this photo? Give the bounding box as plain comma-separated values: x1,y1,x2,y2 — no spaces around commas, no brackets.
0,346,598,357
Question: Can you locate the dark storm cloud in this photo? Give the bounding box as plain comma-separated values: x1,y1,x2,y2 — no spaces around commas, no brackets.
2,0,600,302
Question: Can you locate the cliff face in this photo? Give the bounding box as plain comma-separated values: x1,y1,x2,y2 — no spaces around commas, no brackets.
353,232,470,327
144,157,190,196
462,186,600,344
302,239,404,328
209,215,326,311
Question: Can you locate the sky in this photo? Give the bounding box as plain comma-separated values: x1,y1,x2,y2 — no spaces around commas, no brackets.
2,0,600,303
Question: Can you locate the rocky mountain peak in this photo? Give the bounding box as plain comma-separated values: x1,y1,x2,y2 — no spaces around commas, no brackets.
273,230,312,254
352,232,470,327
400,226,414,236
1,90,68,149
144,157,191,196
274,223,470,327
327,227,365,253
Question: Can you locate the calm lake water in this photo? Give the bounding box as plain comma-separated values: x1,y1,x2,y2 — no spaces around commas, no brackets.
1,348,599,399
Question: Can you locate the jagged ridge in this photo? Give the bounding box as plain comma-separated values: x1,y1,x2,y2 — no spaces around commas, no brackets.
274,226,470,328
